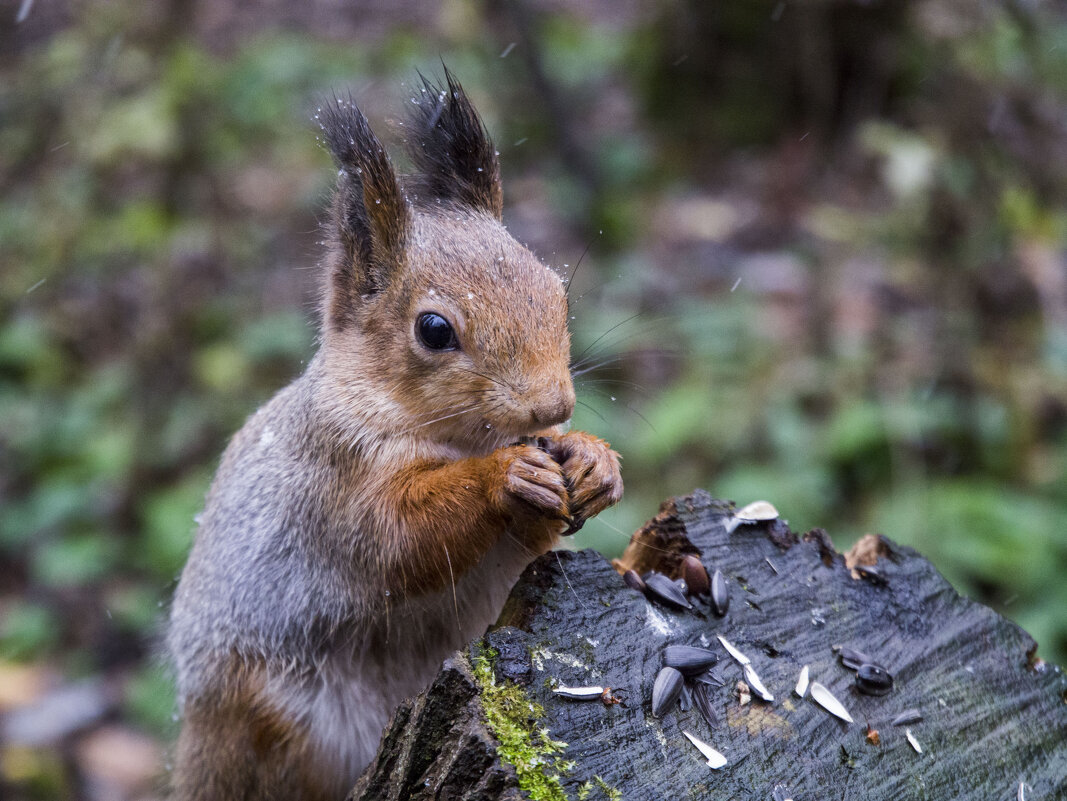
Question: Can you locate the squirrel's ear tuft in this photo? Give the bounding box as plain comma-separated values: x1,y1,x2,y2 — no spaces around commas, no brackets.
405,69,503,220
318,98,409,318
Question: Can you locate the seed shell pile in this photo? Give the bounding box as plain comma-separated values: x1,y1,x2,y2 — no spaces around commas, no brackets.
608,500,928,775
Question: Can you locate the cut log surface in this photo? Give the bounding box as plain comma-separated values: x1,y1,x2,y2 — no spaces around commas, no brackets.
350,491,1067,801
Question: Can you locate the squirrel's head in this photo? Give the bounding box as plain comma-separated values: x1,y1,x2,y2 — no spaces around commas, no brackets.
316,72,574,450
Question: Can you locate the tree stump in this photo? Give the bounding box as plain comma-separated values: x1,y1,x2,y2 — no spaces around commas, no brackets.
349,491,1067,800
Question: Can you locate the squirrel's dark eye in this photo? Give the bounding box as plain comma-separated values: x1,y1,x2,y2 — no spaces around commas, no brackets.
416,312,459,351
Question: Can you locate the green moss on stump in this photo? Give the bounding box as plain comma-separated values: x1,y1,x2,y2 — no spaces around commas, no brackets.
472,647,576,801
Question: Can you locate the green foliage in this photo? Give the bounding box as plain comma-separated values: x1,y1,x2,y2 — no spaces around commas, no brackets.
0,602,61,661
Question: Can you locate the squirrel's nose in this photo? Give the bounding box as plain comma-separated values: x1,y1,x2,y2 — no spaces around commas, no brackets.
529,381,575,427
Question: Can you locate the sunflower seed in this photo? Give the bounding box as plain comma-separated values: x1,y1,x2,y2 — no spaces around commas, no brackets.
795,665,810,698
644,572,693,610
835,646,875,671
856,663,893,696
891,709,923,726
664,645,719,676
743,663,774,702
681,555,710,596
810,682,853,723
716,635,751,666
682,730,728,769
623,569,646,593
553,685,606,700
711,569,729,616
905,728,922,754
651,666,685,717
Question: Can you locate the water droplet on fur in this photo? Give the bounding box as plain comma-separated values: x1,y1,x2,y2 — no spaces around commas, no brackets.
375,199,381,204
467,292,474,299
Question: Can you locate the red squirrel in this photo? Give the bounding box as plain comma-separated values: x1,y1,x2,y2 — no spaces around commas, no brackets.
166,72,623,800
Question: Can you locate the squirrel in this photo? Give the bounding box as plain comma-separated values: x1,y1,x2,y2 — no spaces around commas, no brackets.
166,71,623,801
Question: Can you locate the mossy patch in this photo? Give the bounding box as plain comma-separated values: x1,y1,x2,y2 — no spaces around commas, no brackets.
577,775,622,800
472,646,577,801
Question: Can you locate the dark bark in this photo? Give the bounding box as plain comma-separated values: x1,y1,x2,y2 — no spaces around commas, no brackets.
350,491,1067,800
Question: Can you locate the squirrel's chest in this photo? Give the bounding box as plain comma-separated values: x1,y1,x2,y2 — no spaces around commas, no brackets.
271,535,540,781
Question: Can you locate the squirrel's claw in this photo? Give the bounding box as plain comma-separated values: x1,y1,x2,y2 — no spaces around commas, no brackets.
498,444,570,521
543,431,623,534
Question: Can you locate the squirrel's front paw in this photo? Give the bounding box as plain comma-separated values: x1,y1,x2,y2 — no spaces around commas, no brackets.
545,431,623,534
493,445,570,522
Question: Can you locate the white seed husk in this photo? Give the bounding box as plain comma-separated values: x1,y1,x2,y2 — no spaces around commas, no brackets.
906,728,923,754
795,665,810,698
682,730,728,769
552,685,605,700
743,663,774,702
734,500,779,522
810,681,853,723
717,635,751,666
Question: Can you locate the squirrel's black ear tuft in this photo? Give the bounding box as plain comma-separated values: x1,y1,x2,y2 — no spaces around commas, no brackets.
318,98,410,322
405,68,503,220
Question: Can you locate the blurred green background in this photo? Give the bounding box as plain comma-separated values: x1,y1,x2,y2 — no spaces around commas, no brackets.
2,0,1066,797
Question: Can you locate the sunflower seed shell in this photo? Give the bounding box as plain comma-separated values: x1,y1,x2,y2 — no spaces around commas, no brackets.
553,686,606,700
711,569,729,616
906,728,923,754
682,730,728,769
743,663,774,702
810,681,853,723
795,665,810,698
836,646,875,671
623,569,646,593
891,709,923,726
735,500,779,522
717,635,751,666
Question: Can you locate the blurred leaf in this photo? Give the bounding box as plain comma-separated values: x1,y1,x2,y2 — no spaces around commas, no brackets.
84,87,178,164
33,533,119,588
0,602,60,661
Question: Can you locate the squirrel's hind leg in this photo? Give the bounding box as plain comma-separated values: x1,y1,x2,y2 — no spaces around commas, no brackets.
171,658,340,801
